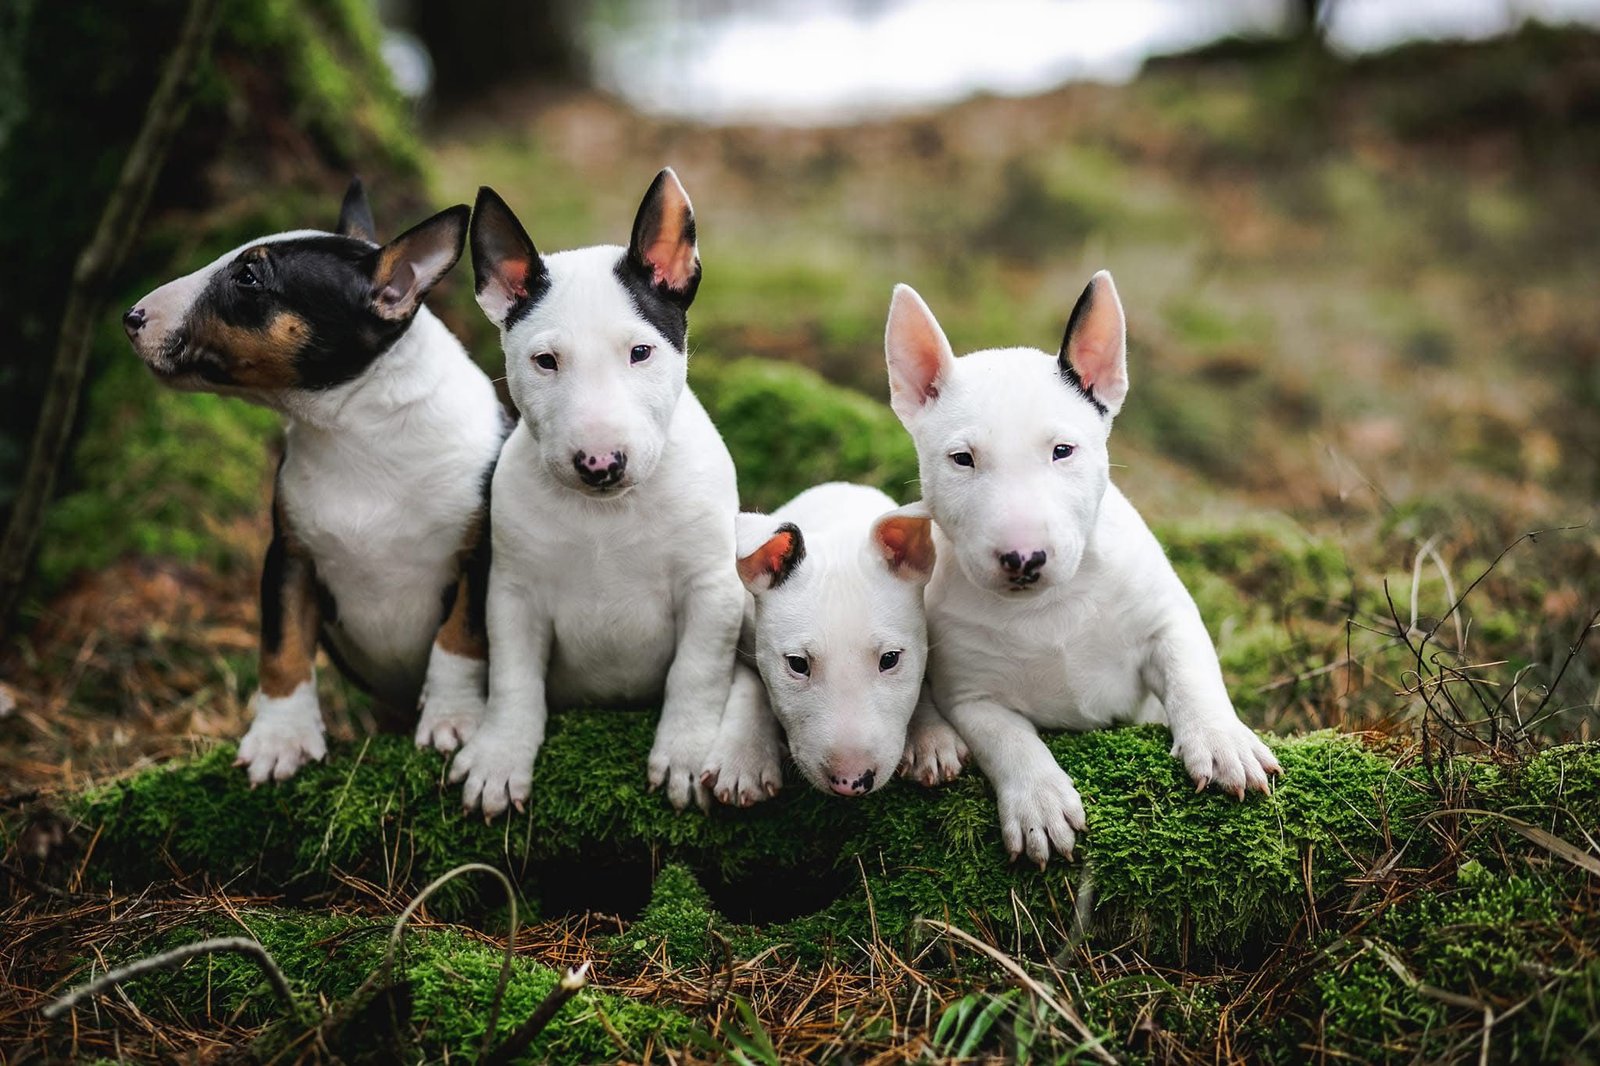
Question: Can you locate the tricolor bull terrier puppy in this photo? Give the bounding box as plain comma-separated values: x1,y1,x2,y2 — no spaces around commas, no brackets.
702,482,964,804
450,169,746,817
883,274,1281,866
122,180,509,785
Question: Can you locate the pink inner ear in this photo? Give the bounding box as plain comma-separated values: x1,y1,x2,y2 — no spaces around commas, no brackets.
502,258,529,299
737,530,794,586
644,233,696,292
877,517,935,574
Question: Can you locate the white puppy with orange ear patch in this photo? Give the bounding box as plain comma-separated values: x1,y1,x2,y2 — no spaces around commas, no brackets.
883,273,1281,867
700,482,966,805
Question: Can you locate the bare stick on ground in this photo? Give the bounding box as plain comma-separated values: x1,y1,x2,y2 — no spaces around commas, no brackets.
43,936,296,1021
484,960,593,1066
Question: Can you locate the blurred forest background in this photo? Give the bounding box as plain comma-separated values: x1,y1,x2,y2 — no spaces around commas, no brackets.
3,1,1600,1062
2,0,1596,784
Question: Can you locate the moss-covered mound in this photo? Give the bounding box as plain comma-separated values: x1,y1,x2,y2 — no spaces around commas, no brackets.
93,908,693,1062
68,720,1597,968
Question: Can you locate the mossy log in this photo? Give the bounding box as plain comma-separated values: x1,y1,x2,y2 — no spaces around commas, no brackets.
66,721,1599,965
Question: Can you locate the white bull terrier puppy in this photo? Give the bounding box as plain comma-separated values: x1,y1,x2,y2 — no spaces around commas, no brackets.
883,273,1281,866
701,482,963,804
449,169,746,816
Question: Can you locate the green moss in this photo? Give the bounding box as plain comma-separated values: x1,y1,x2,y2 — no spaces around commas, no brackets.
92,907,692,1063
691,356,920,511
65,719,1592,969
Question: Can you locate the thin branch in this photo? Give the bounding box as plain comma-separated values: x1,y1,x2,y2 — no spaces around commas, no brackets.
0,0,223,630
43,937,295,1020
484,960,592,1066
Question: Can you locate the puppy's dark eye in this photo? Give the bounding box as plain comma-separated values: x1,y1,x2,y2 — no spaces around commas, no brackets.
234,265,261,288
630,344,653,364
950,451,975,468
1053,444,1075,460
785,654,810,677
878,650,901,672
533,353,558,371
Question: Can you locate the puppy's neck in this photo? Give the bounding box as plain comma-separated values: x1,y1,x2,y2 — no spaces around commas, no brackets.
278,308,460,433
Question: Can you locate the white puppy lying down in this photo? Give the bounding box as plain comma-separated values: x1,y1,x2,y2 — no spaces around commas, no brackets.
701,482,966,805
884,273,1281,866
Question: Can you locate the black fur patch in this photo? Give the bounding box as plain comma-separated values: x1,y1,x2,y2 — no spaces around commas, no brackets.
260,470,291,658
470,187,551,331
1057,280,1109,417
187,235,416,391
614,254,692,352
767,522,807,590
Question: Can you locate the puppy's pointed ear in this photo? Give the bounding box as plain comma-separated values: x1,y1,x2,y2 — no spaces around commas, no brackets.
885,284,956,424
626,167,700,304
1059,270,1128,417
337,176,377,243
871,501,936,585
471,187,548,329
736,516,805,594
370,204,469,321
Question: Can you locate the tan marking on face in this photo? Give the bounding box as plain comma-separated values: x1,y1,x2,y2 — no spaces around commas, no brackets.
187,310,312,388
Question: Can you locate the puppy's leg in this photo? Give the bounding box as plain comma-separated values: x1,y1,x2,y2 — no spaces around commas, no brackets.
449,566,550,818
417,502,490,752
1144,612,1280,799
237,502,327,785
899,681,969,787
945,699,1085,867
702,660,784,807
651,577,743,812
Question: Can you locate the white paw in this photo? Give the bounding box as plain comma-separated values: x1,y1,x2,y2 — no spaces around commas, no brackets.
236,683,326,786
415,690,486,753
898,713,969,787
449,723,537,818
415,646,487,752
1172,718,1281,799
649,724,717,812
701,729,784,807
996,765,1086,868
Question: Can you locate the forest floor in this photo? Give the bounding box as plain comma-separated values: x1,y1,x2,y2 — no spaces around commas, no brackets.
3,25,1599,1065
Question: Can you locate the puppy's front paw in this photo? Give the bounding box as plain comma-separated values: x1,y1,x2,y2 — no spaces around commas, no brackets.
416,647,487,753
650,726,717,813
449,726,536,818
898,713,969,787
1172,718,1281,800
235,684,326,786
415,691,485,753
996,767,1086,868
701,729,783,808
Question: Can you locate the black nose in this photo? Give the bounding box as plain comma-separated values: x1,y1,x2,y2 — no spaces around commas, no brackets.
123,307,147,334
998,550,1048,586
572,449,627,489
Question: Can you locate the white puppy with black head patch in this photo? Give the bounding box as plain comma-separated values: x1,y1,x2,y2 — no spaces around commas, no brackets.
449,169,746,816
884,273,1281,866
702,482,963,805
122,181,507,786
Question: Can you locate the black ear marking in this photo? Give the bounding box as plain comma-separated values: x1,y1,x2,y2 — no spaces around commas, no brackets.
470,186,550,329
1058,279,1109,417
737,522,807,592
337,177,378,243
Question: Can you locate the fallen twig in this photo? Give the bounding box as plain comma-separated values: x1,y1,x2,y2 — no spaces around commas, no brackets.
484,960,592,1066
43,936,295,1021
